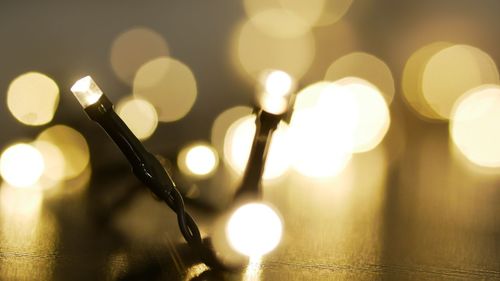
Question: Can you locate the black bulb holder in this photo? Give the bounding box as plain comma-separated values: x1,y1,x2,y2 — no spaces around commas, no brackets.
78,92,227,270
234,109,282,199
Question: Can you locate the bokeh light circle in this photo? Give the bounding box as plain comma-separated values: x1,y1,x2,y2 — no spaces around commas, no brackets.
116,96,158,140
335,77,391,153
211,106,253,154
451,85,500,168
402,42,452,120
178,143,219,178
226,202,283,257
223,115,291,179
7,72,59,126
233,18,315,82
423,44,499,119
37,125,90,180
0,143,45,188
325,52,395,103
133,57,197,122
32,140,66,184
110,27,169,85
243,0,352,27
248,9,311,38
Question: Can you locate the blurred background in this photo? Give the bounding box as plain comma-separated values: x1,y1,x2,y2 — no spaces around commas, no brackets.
0,0,500,280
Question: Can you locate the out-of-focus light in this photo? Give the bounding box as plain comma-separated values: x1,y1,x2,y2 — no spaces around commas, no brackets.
289,82,355,178
248,9,311,38
423,44,499,119
258,70,295,115
7,72,59,126
244,0,322,27
70,76,104,108
402,42,452,120
0,185,43,217
310,0,353,26
32,140,65,186
178,143,219,178
451,85,500,168
116,97,158,140
110,27,169,85
226,202,283,257
211,106,253,154
133,57,197,122
37,125,90,179
325,52,395,104
0,143,45,188
335,77,390,152
243,0,352,27
224,115,291,179
233,17,315,82
289,107,353,178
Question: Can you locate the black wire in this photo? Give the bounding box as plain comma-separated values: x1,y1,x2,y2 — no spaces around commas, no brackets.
166,189,201,245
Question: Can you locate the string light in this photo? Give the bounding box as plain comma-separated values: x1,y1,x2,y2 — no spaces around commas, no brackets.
70,75,222,269
235,70,295,198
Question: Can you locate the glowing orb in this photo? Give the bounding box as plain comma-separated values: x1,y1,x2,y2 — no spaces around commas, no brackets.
226,203,283,257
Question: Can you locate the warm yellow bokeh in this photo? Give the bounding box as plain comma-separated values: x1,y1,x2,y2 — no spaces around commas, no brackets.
211,106,253,154
450,85,500,168
325,52,395,103
289,82,354,178
7,72,59,126
32,140,66,188
178,143,219,178
116,96,158,140
248,9,311,38
312,0,353,26
0,143,45,188
288,78,390,177
37,125,90,179
243,0,352,27
402,42,452,120
226,202,283,257
223,115,291,179
110,27,169,85
423,44,499,119
335,77,391,153
232,17,315,82
133,57,197,122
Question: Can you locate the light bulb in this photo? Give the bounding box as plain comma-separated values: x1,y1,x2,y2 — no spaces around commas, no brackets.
258,70,295,115
70,76,104,108
226,202,283,258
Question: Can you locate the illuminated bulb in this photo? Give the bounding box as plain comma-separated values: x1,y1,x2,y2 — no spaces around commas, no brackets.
259,70,294,115
70,76,104,108
0,143,45,188
226,203,283,257
264,70,294,97
179,144,219,177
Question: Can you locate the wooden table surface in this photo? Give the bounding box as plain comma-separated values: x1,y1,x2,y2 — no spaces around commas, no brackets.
1,126,499,280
